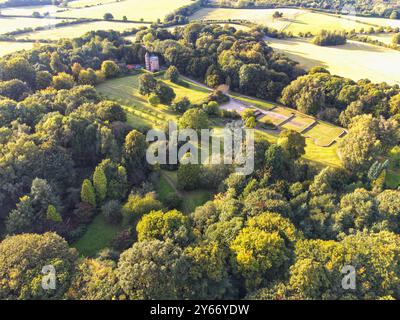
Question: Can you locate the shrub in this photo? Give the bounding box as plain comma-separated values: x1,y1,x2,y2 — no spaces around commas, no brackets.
101,200,122,224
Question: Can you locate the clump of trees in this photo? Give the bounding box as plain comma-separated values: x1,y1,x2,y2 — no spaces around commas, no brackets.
312,30,347,46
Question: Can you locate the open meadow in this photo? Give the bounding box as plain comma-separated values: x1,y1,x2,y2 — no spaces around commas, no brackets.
189,8,375,34
53,0,192,21
98,73,343,168
0,16,71,34
14,21,149,40
96,72,211,128
0,41,39,57
265,37,400,85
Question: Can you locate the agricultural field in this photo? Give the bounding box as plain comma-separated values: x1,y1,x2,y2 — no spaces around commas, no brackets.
265,37,400,85
189,8,374,34
0,16,70,34
344,14,400,29
67,0,119,8
0,41,39,57
0,4,62,16
14,21,149,40
366,33,397,45
189,7,305,30
53,0,192,21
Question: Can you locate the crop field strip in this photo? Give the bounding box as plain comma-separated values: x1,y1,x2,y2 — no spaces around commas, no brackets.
188,7,399,35
13,21,150,40
265,37,400,85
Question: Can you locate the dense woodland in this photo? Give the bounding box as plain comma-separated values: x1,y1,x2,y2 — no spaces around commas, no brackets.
0,23,399,300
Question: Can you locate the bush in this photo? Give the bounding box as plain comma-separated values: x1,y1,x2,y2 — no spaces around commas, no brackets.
163,193,183,210
101,200,122,224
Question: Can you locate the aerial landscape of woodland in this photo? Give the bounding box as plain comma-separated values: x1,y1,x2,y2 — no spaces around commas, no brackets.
0,0,399,304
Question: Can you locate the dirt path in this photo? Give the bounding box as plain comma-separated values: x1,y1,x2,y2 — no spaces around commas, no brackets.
161,171,183,197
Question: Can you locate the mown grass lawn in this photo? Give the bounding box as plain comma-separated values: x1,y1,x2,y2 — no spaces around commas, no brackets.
159,170,214,214
73,214,124,257
305,123,345,147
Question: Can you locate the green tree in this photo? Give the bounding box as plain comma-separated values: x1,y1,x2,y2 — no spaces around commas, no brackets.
230,212,298,291
136,209,192,245
117,240,185,299
165,65,180,83
103,13,114,20
93,166,107,203
123,130,148,182
122,192,162,223
46,204,62,223
277,130,306,160
52,72,75,90
154,82,176,105
66,258,120,300
0,233,77,299
81,179,96,207
101,60,119,79
138,73,157,96
178,108,209,131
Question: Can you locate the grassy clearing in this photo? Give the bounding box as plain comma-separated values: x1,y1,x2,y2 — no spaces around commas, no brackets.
281,116,315,132
190,7,305,30
99,74,342,169
189,8,373,34
266,37,400,85
160,170,213,214
15,21,149,40
97,73,211,127
385,147,400,188
0,41,38,57
304,123,344,146
54,0,191,21
73,214,124,257
366,33,396,45
303,138,342,168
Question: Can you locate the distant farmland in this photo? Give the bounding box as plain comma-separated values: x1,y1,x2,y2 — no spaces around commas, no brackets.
0,42,38,57
15,21,149,40
53,0,192,21
189,7,400,35
266,37,400,85
0,16,71,34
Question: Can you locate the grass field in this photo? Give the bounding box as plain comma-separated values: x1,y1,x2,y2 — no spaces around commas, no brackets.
265,37,400,85
54,0,191,21
15,21,149,40
0,5,62,16
73,214,124,256
97,73,211,127
304,123,345,146
189,8,374,34
0,41,39,57
98,73,343,168
0,16,71,34
366,33,396,45
190,7,304,29
68,0,118,8
160,170,213,214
